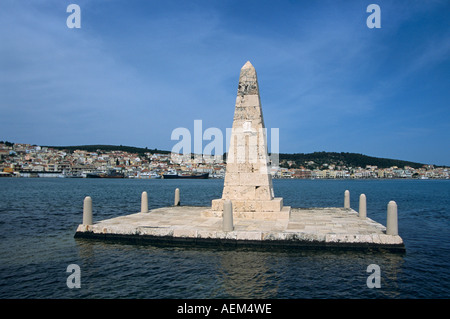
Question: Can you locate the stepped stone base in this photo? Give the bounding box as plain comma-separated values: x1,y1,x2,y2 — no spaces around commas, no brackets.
209,197,290,220
211,197,283,212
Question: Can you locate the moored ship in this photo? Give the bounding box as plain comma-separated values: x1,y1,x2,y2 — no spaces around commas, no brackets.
86,170,125,178
86,172,102,178
162,172,209,179
103,170,125,178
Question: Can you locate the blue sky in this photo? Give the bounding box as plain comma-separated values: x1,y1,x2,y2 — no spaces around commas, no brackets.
1,0,449,165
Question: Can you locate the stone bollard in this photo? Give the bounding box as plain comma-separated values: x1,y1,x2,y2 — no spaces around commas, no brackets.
141,191,148,213
174,188,180,206
83,196,93,225
359,194,367,218
223,200,234,232
344,190,350,209
386,201,398,236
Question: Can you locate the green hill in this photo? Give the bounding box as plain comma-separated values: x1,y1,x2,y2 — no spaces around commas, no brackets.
277,152,425,169
44,144,431,168
46,145,170,156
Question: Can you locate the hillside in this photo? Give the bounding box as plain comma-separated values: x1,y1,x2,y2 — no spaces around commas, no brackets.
277,152,426,169
44,144,429,169
46,145,171,156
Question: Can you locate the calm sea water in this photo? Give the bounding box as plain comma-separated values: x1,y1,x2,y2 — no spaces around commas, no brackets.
0,178,449,299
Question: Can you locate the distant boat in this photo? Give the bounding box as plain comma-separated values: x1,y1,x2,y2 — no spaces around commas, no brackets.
86,172,102,178
102,170,125,178
162,172,209,179
0,172,12,177
86,170,124,178
138,171,161,179
149,172,161,179
60,170,83,178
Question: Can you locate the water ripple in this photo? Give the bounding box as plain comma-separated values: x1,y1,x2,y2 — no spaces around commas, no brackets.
0,178,449,298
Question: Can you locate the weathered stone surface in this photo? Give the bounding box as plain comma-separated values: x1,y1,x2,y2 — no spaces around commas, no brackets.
75,206,405,251
211,61,288,219
173,228,197,238
237,231,262,241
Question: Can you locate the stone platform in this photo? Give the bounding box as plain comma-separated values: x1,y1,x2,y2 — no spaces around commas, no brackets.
74,206,405,252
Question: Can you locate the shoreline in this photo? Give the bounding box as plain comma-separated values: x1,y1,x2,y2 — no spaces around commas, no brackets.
1,175,448,180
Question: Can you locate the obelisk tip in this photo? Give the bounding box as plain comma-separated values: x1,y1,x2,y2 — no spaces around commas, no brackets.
242,61,254,69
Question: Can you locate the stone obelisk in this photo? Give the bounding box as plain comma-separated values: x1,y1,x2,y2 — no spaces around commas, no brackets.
210,61,290,219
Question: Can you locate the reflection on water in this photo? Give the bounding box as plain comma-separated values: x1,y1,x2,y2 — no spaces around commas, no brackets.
379,253,405,298
216,250,281,298
73,238,406,299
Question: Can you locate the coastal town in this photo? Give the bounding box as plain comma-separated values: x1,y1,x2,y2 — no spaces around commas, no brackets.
0,142,448,179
